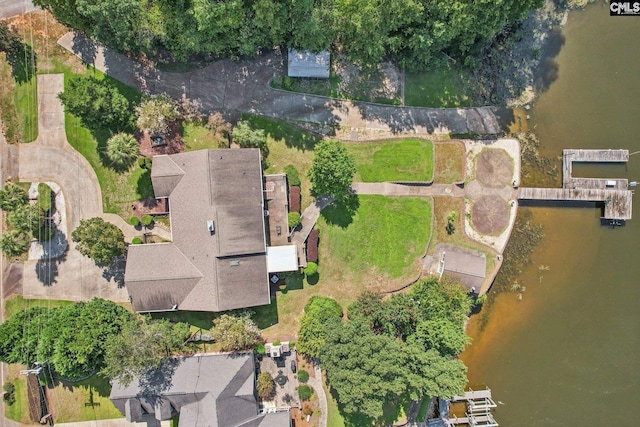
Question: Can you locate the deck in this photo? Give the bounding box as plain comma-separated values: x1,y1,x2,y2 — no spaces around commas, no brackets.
519,148,633,221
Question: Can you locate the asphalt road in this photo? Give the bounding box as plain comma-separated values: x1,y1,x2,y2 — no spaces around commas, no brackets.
0,0,37,19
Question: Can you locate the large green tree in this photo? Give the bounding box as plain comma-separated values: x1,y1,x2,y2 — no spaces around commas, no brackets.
8,205,44,237
232,121,267,156
308,140,356,199
0,299,134,378
0,230,30,257
210,312,262,351
136,95,179,137
297,296,343,358
71,217,125,264
103,318,190,385
317,278,472,422
58,76,133,131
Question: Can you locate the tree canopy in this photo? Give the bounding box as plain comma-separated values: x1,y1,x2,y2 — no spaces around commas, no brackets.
0,183,28,212
71,217,125,265
106,132,139,168
0,299,134,378
34,0,542,69
308,140,356,199
317,278,471,423
58,76,133,131
103,318,190,386
210,312,262,351
136,95,179,137
297,296,343,358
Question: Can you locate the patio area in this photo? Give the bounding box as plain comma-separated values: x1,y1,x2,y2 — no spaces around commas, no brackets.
258,346,300,409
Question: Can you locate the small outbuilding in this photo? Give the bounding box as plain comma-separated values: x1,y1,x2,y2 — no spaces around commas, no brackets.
287,49,330,79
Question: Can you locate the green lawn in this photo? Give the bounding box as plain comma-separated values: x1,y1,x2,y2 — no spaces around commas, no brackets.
325,381,346,427
405,64,472,108
50,375,123,422
417,396,430,422
13,76,38,142
4,378,27,423
65,113,153,217
4,295,75,319
347,139,433,182
319,195,432,279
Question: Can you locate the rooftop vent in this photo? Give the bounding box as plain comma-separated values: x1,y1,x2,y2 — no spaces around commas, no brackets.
207,220,215,234
230,261,240,267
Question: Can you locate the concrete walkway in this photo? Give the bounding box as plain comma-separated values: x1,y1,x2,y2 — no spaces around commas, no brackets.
57,32,500,139
305,365,328,427
18,74,129,302
352,182,465,197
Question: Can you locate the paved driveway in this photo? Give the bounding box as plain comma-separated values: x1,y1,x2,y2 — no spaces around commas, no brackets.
18,75,128,302
0,0,37,19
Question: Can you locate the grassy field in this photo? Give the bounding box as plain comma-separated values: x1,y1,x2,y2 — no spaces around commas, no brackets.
48,375,123,422
325,381,346,427
4,377,28,424
246,114,320,210
434,141,465,184
405,64,472,108
4,295,75,319
13,76,38,142
347,138,433,182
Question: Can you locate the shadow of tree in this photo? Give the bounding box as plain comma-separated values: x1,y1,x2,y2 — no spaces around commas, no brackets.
533,29,565,94
307,273,319,285
0,24,37,84
243,114,321,151
136,169,154,199
102,256,126,287
138,358,182,400
35,254,65,287
320,195,360,229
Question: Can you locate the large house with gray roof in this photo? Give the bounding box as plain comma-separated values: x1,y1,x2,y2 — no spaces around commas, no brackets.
124,149,273,312
110,352,290,427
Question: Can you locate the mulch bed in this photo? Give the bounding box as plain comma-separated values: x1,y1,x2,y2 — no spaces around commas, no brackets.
471,195,510,235
289,185,301,214
131,197,169,217
475,148,514,188
137,121,185,158
306,229,319,263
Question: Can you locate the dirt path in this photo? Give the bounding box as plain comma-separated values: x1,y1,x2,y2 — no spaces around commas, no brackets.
58,32,500,139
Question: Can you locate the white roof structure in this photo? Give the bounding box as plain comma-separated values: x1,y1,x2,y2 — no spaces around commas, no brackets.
288,49,330,78
267,245,299,273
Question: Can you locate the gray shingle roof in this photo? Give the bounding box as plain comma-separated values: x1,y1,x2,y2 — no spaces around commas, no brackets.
125,149,270,312
110,353,290,427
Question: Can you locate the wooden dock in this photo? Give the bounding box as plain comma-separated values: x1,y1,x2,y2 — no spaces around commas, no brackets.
519,149,633,221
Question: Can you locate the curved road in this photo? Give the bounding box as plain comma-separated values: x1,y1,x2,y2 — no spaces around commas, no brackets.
57,32,500,139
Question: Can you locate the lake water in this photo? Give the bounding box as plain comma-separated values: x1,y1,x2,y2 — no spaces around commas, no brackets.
462,3,640,425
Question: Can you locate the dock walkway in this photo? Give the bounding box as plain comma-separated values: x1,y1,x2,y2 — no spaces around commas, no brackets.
519,149,633,221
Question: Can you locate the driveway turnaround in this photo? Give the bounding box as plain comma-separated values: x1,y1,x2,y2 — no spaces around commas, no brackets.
18,74,129,303
58,32,500,139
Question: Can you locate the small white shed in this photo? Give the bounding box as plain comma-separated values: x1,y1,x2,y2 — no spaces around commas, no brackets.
287,49,330,79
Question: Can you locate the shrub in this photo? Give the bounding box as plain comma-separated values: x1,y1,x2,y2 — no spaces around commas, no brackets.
257,372,275,399
298,369,309,383
273,339,281,346
136,95,179,137
107,133,139,168
284,165,301,186
304,262,318,277
138,157,147,168
3,381,15,405
0,183,28,211
288,211,301,228
302,401,313,416
298,385,313,401
232,121,267,156
132,237,142,244
37,183,53,213
141,214,153,226
129,216,140,226
71,217,125,264
3,381,15,395
0,230,30,257
255,343,266,354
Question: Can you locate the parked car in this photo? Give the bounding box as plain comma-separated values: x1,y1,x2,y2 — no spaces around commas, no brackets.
290,359,297,373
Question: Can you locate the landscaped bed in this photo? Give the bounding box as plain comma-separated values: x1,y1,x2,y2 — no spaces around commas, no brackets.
346,138,433,182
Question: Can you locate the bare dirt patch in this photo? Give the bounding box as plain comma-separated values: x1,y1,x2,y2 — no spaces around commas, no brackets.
471,195,510,236
475,148,514,188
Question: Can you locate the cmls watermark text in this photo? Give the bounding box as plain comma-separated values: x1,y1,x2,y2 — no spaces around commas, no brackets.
610,1,640,15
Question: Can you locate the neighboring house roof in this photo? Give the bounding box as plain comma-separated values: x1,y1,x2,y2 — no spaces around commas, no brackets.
442,249,486,290
267,245,299,273
125,149,270,312
287,49,330,78
110,353,290,427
